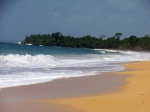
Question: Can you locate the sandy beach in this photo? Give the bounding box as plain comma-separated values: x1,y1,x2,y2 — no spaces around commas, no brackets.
46,61,150,112
0,61,150,112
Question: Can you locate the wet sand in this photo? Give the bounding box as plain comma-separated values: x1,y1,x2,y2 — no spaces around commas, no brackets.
47,61,150,112
0,66,127,112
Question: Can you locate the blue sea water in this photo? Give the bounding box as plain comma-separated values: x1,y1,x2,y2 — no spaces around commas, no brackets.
0,42,150,88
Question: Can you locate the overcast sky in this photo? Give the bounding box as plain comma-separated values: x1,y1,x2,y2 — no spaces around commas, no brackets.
0,0,150,42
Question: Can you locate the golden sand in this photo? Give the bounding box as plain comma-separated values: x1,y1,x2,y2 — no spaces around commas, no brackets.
45,61,150,112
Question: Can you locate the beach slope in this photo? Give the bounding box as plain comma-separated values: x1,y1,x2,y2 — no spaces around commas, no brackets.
46,61,150,112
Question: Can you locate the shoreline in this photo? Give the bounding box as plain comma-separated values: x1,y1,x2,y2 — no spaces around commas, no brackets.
0,71,127,99
0,63,128,112
0,62,125,91
46,61,150,112
1,61,149,112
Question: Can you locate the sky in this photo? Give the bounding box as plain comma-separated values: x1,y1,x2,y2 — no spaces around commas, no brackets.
0,0,150,42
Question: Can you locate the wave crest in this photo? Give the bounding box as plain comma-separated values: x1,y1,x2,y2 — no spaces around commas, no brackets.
0,54,57,68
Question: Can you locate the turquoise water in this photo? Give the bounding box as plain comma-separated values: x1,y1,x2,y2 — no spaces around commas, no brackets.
0,42,150,88
0,42,102,55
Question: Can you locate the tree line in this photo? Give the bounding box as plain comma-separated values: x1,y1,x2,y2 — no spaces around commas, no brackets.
22,32,150,51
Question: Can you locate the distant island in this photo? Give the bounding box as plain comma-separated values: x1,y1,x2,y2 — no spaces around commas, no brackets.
21,32,150,51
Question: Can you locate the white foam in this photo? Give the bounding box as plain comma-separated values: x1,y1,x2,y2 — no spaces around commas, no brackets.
0,54,58,68
0,51,150,89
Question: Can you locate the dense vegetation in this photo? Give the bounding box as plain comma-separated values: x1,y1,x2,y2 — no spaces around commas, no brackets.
22,32,150,51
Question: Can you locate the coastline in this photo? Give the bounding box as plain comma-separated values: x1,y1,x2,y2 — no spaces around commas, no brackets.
0,61,150,112
0,64,127,112
46,61,150,112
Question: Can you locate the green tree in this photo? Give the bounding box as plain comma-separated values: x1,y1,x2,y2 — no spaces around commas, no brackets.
115,33,122,40
23,32,150,51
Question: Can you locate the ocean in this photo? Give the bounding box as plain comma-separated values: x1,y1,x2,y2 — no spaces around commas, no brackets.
0,42,150,89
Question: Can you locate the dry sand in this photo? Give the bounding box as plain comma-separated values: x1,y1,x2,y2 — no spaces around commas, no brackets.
1,61,150,112
46,61,150,112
